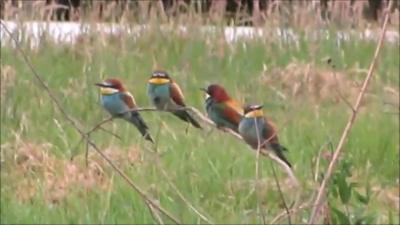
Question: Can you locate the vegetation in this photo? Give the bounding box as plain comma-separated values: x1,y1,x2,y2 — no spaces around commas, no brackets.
1,18,399,225
2,0,400,28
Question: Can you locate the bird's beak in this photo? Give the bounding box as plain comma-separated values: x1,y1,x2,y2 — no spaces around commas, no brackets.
95,82,106,87
199,88,207,93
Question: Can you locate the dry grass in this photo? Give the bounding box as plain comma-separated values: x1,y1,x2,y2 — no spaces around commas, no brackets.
261,62,363,105
6,139,141,204
1,0,399,29
372,185,400,211
0,64,16,101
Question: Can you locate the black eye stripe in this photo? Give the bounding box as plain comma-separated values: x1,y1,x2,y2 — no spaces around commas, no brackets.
104,83,115,88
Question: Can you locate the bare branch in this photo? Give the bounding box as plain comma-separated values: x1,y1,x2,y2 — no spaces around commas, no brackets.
308,1,394,223
146,200,165,225
0,21,181,225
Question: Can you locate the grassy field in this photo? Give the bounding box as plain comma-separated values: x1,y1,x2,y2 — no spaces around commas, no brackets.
1,24,399,224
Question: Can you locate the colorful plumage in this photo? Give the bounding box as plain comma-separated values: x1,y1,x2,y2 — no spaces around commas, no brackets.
147,70,202,129
95,78,154,143
201,84,243,133
238,104,291,168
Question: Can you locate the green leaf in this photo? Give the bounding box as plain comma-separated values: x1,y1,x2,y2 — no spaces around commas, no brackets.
354,215,375,225
331,206,351,225
337,175,351,204
354,190,369,205
329,185,338,198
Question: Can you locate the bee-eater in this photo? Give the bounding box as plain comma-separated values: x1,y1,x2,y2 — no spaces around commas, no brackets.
201,84,243,133
95,78,154,143
147,70,202,129
238,104,291,168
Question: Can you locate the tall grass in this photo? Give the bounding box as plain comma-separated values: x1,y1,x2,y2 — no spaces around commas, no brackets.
2,0,399,29
1,23,399,224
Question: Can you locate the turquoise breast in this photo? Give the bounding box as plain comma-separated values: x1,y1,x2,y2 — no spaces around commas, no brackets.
239,117,264,146
147,83,171,109
101,93,129,116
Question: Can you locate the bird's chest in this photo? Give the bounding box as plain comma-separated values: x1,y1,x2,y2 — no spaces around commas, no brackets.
206,99,218,120
207,102,225,125
239,118,264,145
101,94,128,115
148,84,172,109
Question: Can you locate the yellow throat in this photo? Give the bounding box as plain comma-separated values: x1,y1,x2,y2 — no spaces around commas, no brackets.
245,109,264,118
148,77,170,85
100,87,119,95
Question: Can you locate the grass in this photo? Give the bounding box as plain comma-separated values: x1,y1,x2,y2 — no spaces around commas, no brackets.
1,24,399,224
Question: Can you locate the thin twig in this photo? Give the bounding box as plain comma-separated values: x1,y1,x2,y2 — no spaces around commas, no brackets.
85,116,114,166
97,126,122,139
258,130,299,186
328,61,356,112
270,202,317,224
146,121,214,224
146,200,165,225
70,120,120,162
313,140,333,183
254,117,267,224
253,118,291,225
159,165,214,225
1,21,181,225
269,161,291,225
154,121,213,224
308,1,393,224
87,115,115,135
81,109,160,165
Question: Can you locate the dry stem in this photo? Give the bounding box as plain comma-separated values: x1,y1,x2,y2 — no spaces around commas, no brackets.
308,1,394,224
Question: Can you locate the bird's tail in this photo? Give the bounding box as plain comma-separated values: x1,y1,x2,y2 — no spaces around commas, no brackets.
270,143,291,168
172,110,202,129
126,112,154,143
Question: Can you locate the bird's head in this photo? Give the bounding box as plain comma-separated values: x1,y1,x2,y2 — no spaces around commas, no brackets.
200,84,230,102
95,78,125,95
243,104,264,118
148,70,171,85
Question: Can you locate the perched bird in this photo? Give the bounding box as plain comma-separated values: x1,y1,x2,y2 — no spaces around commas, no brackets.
95,78,154,143
238,104,291,168
201,84,243,133
147,70,202,129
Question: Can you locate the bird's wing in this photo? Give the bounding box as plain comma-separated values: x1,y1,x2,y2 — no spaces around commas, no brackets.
169,82,186,107
262,117,279,144
225,99,244,115
120,91,137,109
214,102,242,125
